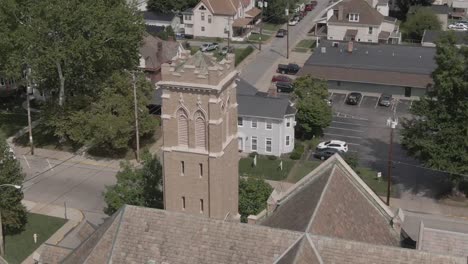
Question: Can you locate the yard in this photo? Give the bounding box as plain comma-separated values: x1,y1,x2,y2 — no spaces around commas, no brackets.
293,39,316,53
263,23,283,32
248,33,271,43
286,160,321,183
0,111,29,137
239,156,294,181
4,213,67,264
356,167,393,197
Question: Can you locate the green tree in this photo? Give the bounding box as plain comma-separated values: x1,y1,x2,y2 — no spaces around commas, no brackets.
401,33,468,191
0,134,27,234
49,72,158,154
403,8,441,41
239,177,273,223
147,0,199,13
104,152,163,215
396,0,434,17
293,76,332,138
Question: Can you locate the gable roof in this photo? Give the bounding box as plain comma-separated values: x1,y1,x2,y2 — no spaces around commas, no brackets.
139,34,180,70
199,0,241,15
261,154,400,246
328,0,385,26
418,225,468,257
143,11,176,21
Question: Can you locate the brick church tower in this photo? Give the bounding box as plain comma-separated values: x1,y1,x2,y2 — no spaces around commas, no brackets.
158,51,239,220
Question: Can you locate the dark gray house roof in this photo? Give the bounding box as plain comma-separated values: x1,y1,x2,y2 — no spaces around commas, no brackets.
299,40,436,88
422,30,468,45
145,25,165,36
237,94,295,119
143,11,176,21
236,78,258,96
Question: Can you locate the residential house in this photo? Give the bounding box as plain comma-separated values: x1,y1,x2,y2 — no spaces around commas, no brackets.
298,40,436,98
448,0,468,18
421,30,468,47
408,5,450,30
236,79,296,156
39,155,468,263
324,0,401,44
143,11,182,34
183,0,261,40
139,34,182,84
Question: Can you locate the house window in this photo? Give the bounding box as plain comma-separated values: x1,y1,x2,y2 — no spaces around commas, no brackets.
238,117,243,126
251,120,257,128
208,15,212,23
286,119,291,127
186,24,193,28
182,196,186,210
251,136,257,151
199,163,203,177
286,136,290,146
200,199,204,213
180,161,185,176
201,13,205,21
201,26,205,31
185,15,192,20
266,138,272,152
349,13,359,22
266,121,272,130
368,27,373,34
194,111,206,149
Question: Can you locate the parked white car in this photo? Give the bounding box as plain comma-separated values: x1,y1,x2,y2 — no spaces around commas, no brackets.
200,43,219,52
448,23,468,31
317,140,348,152
288,18,299,26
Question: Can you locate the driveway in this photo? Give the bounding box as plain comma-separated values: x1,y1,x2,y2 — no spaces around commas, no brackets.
318,93,451,199
240,0,329,90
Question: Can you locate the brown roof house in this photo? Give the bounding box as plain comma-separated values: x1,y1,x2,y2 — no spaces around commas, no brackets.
323,0,401,43
139,34,182,83
298,40,437,98
182,0,261,40
39,153,468,263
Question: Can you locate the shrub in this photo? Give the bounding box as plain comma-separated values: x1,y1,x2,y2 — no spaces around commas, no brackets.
290,151,301,160
235,46,254,66
344,152,359,169
249,152,258,158
216,37,223,43
267,155,277,160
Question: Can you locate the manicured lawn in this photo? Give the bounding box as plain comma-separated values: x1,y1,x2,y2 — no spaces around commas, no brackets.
4,213,67,264
0,112,29,137
287,160,322,183
293,39,316,53
248,33,271,43
234,46,254,66
239,156,294,181
263,23,283,32
356,167,394,197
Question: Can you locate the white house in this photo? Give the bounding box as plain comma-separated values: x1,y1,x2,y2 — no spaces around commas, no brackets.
317,0,401,44
236,79,296,157
183,0,261,40
143,11,182,34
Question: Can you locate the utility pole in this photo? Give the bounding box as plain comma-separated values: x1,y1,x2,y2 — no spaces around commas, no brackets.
132,72,140,162
286,4,290,59
226,17,231,51
259,0,267,51
386,114,397,206
25,66,34,155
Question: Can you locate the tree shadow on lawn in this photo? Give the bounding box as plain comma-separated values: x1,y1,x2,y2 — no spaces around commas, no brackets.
361,137,452,199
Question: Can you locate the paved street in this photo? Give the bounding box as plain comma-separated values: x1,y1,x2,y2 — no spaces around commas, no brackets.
315,92,451,199
240,0,329,90
16,150,118,226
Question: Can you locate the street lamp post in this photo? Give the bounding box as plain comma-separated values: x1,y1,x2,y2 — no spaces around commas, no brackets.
0,184,22,256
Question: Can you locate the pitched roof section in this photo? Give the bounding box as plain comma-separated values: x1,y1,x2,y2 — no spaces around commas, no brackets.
139,34,180,70
143,11,176,21
328,0,384,26
237,94,295,119
66,205,303,263
310,235,466,264
200,0,240,15
417,222,468,257
40,245,73,264
262,155,399,246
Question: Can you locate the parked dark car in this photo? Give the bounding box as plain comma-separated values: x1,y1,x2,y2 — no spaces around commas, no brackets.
276,82,294,93
277,63,300,75
271,75,292,83
346,92,362,105
276,29,288,38
305,3,314,11
314,148,342,160
378,93,392,107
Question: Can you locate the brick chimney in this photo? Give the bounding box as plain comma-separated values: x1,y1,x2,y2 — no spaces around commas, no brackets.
268,84,278,97
338,5,344,20
347,41,353,53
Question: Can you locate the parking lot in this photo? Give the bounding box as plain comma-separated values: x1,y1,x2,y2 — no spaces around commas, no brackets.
311,92,450,198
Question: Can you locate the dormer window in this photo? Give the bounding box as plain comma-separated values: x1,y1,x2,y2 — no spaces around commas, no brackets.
349,13,359,22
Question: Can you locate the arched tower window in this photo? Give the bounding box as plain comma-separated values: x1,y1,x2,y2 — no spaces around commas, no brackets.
177,108,189,146
194,111,206,149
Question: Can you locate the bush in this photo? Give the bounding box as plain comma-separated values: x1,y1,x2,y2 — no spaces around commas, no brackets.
308,137,320,150
290,151,301,160
249,152,258,158
343,152,359,169
290,142,305,160
235,46,254,66
216,37,223,43
267,155,277,160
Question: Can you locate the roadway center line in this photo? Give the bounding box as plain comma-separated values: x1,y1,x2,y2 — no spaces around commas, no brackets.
324,133,363,139
328,126,364,133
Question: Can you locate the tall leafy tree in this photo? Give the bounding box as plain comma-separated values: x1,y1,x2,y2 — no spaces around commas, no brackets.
293,76,332,138
239,177,273,223
403,8,441,41
401,33,468,190
0,134,27,234
147,0,199,13
104,152,163,215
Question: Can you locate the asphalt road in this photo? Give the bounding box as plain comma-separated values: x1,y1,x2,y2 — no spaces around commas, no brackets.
313,93,451,199
240,0,329,86
19,155,118,226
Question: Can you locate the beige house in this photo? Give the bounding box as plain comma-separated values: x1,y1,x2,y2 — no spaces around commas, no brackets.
322,0,401,44
183,0,261,40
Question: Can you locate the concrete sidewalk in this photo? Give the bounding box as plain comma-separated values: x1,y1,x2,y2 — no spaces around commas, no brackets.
21,200,84,264
385,196,468,220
